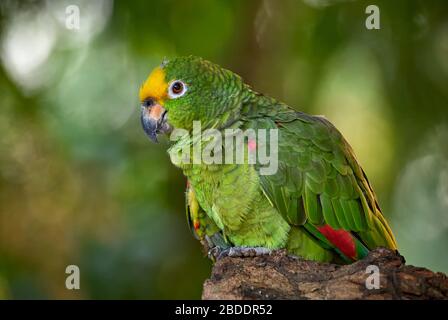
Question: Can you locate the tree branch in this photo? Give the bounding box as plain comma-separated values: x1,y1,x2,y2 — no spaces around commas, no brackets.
202,248,448,300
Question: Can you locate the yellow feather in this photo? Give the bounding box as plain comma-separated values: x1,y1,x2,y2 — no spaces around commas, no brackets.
139,66,168,102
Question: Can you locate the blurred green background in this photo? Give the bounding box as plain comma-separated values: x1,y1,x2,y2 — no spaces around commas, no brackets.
0,0,447,299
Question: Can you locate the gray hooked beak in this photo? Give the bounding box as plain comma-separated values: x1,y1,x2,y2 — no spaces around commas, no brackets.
140,98,171,143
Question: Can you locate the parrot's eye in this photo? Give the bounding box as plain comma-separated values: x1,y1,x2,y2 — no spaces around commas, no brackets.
168,80,187,99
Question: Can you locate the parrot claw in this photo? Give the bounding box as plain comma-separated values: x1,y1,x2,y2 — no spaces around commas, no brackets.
207,246,223,261
215,246,272,259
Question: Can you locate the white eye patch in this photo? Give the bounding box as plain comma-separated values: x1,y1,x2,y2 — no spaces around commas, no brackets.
168,80,187,99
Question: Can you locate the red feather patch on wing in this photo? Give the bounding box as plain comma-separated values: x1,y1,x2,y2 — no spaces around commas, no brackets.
317,225,356,260
193,220,200,231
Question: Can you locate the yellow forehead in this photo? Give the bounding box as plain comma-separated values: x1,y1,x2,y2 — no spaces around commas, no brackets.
139,66,168,102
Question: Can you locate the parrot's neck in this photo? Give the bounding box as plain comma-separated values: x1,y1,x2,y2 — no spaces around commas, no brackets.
209,86,254,131
241,89,295,119
214,87,291,130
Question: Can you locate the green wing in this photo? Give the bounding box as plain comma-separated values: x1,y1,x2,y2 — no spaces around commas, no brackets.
186,181,220,240
185,181,230,256
255,112,397,259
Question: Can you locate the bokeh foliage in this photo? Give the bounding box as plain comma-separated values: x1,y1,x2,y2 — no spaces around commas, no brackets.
0,0,447,299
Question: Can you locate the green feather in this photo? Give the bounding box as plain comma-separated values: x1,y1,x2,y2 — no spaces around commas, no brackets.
331,198,350,229
304,185,324,225
320,194,340,229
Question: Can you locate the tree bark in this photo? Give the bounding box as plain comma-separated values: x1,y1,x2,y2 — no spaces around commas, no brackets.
202,248,448,300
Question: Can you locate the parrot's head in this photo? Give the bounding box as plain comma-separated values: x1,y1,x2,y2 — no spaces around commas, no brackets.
139,56,246,142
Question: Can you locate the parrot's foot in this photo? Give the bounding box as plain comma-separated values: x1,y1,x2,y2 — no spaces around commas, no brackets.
207,246,223,261
205,234,231,262
215,246,272,260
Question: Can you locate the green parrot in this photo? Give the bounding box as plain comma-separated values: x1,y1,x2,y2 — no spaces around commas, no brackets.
139,56,397,263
